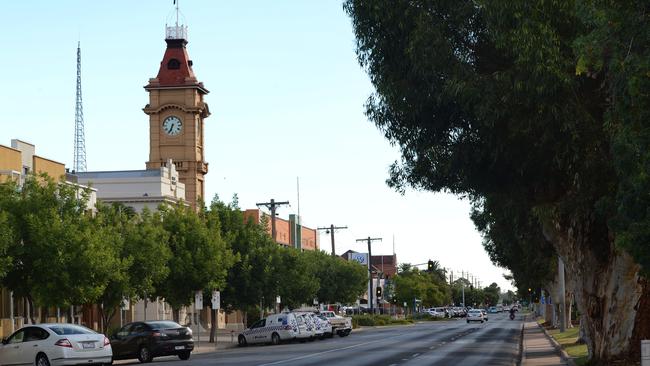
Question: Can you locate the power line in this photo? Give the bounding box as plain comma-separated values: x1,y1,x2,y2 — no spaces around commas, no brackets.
317,225,348,256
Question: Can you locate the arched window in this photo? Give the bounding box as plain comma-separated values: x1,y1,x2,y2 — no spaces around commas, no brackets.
167,58,181,70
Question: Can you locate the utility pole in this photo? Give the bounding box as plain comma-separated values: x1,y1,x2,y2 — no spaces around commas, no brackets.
256,199,289,242
317,225,348,256
356,236,382,314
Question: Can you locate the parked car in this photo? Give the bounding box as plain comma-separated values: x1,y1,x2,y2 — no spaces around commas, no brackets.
320,311,352,337
316,314,333,338
294,313,316,342
425,309,445,318
110,320,193,363
0,324,112,366
307,313,327,339
238,313,299,346
466,309,485,323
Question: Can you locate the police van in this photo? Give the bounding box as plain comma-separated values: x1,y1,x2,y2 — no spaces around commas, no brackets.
238,313,299,346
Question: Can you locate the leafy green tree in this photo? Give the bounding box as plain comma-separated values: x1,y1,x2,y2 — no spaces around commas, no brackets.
215,195,279,325
344,0,649,361
1,174,118,323
307,250,368,305
0,202,16,281
156,202,232,317
483,283,500,307
394,266,450,310
276,247,319,309
94,204,171,332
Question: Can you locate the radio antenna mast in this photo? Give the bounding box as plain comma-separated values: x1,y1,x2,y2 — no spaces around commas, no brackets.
73,41,87,172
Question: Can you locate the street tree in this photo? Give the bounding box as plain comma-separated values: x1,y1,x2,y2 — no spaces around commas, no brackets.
94,203,171,332
156,202,232,320
1,174,118,323
344,0,649,361
306,250,368,305
276,247,319,309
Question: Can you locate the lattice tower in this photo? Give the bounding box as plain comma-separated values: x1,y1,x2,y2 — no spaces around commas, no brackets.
73,41,87,172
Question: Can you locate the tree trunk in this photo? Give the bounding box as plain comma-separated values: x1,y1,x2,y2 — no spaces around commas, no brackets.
542,216,650,363
209,308,216,343
172,307,179,323
26,295,36,325
98,305,116,334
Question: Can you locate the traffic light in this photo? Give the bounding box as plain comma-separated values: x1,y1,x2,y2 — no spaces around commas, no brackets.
376,286,382,299
427,260,434,272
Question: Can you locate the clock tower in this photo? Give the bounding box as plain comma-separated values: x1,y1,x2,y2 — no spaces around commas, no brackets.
144,21,209,208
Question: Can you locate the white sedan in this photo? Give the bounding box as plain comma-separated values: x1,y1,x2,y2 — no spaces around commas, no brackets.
0,324,112,366
466,309,485,323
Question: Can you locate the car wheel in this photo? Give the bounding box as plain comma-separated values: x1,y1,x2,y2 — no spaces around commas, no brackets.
466,320,470,323
178,351,191,360
138,346,152,363
238,335,248,347
271,332,281,345
481,320,484,323
36,353,50,366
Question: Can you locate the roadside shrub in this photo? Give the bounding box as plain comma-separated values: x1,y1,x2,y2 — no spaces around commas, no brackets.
352,314,412,327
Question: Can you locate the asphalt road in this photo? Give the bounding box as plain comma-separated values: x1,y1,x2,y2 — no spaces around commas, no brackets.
116,312,522,366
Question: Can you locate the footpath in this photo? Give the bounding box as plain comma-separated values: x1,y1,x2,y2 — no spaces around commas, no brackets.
521,319,572,366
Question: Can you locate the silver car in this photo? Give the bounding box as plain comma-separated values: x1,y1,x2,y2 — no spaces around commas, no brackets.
466,309,485,323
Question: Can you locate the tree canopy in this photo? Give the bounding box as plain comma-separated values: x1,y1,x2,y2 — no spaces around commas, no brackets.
344,0,649,361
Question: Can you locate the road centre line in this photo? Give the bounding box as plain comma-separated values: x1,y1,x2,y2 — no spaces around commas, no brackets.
256,339,387,366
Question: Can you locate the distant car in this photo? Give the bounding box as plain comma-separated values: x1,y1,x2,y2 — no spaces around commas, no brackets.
481,309,489,321
425,309,445,318
238,313,299,346
467,309,485,323
488,306,498,313
496,305,504,313
0,324,112,366
110,320,193,363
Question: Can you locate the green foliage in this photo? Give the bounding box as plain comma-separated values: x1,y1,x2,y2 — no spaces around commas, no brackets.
393,265,450,309
1,174,117,315
352,314,412,327
306,250,368,305
156,202,233,309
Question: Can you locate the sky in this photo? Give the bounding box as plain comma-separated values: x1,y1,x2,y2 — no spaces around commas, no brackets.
1,1,512,291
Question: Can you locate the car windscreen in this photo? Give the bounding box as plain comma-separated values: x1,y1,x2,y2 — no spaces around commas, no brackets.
146,321,181,329
48,324,96,335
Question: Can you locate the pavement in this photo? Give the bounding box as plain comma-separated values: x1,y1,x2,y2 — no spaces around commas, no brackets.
521,319,571,366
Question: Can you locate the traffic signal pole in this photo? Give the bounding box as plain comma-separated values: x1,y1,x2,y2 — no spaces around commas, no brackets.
356,236,382,314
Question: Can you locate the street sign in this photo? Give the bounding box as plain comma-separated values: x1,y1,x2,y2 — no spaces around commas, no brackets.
120,298,130,311
350,253,368,265
211,290,220,310
276,295,281,304
195,291,203,310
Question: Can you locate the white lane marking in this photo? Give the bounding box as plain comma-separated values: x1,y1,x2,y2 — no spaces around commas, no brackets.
412,353,420,357
257,339,385,366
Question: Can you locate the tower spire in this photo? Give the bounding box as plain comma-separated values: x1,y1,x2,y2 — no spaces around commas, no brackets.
73,41,87,172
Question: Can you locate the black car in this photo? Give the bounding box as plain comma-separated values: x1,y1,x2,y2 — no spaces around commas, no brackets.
110,321,194,363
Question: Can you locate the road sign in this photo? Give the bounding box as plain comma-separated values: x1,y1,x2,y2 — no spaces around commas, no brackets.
350,253,368,265
276,295,281,304
211,290,220,310
195,291,203,310
120,298,130,311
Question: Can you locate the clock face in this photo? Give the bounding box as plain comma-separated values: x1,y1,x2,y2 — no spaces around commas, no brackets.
162,116,183,136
